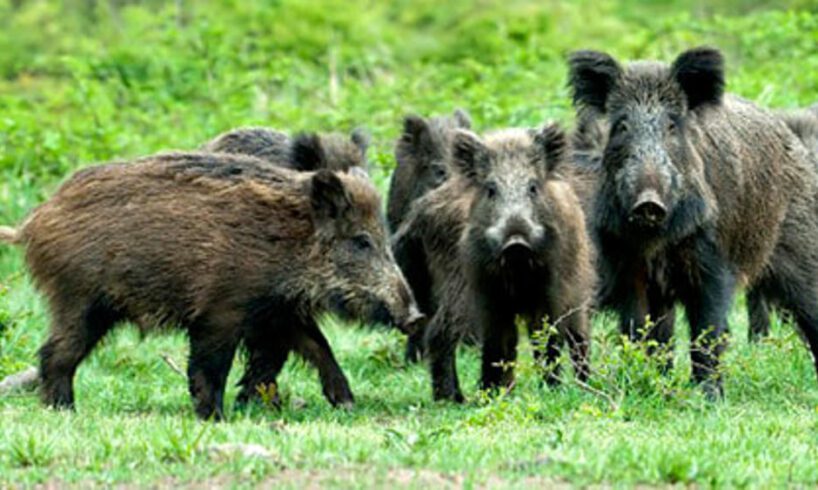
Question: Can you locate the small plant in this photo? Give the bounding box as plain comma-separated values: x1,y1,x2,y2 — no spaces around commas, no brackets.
9,435,53,468
255,382,279,409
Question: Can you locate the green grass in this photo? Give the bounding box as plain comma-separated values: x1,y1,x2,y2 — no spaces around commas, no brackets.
2,0,818,487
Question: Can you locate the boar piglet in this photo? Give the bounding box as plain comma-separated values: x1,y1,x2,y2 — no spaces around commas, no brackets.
202,127,370,172
388,109,473,362
0,152,421,420
569,47,818,397
442,124,594,399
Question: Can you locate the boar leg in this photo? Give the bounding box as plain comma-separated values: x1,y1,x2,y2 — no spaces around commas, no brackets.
763,247,818,383
187,322,240,421
404,332,426,364
426,307,464,402
294,319,353,408
479,310,518,393
562,311,591,383
39,296,121,409
747,287,772,342
392,221,433,364
236,337,291,409
681,241,734,400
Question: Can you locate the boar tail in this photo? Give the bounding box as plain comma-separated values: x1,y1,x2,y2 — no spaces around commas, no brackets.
0,226,19,245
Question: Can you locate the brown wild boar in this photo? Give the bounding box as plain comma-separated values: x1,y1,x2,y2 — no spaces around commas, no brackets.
0,152,421,420
569,47,818,397
202,127,370,172
425,124,594,401
387,109,472,362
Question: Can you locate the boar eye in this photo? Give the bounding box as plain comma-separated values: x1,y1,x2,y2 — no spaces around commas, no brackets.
351,234,374,252
528,182,539,197
666,119,677,132
613,119,629,136
432,165,447,181
485,181,498,199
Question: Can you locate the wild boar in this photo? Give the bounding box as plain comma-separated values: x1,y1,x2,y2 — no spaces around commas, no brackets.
569,47,818,397
425,124,594,400
0,152,421,419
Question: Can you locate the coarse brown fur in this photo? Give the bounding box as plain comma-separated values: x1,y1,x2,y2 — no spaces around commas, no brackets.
202,127,370,172
388,109,472,361
570,47,818,397
425,125,594,401
2,152,420,420
746,104,818,341
392,174,479,364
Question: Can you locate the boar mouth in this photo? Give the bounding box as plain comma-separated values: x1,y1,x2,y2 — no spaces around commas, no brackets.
499,235,535,270
371,301,423,334
328,291,420,334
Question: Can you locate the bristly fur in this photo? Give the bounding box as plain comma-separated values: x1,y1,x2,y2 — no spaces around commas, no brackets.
11,151,416,419
387,109,473,362
387,109,472,233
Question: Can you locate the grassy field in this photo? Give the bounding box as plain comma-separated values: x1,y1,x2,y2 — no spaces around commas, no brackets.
2,0,818,487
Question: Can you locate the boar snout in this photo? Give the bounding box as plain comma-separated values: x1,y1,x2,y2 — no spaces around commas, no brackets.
629,189,667,227
501,234,532,254
373,264,425,335
500,234,536,270
401,304,426,336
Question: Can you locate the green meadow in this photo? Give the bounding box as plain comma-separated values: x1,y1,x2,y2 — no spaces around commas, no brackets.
1,0,817,487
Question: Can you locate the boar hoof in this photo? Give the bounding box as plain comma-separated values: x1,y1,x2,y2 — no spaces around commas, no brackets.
433,388,465,404
336,400,355,410
325,383,354,408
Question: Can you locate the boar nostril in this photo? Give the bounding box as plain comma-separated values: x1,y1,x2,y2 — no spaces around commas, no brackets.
630,189,667,225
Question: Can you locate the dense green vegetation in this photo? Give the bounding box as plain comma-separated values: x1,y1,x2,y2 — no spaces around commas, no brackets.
1,0,818,486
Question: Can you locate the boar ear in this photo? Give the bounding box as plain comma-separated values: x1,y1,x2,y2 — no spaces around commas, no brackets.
310,170,351,222
350,127,371,158
451,129,489,182
671,47,725,111
453,108,472,129
568,50,622,112
534,123,568,174
291,133,327,171
401,114,434,156
350,128,372,173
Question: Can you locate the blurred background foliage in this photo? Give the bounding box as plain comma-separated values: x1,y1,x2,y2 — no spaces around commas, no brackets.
0,0,816,209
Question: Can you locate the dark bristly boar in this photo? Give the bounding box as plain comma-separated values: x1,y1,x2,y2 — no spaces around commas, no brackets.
426,124,594,400
569,47,818,397
387,109,472,362
202,127,370,172
0,152,422,420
